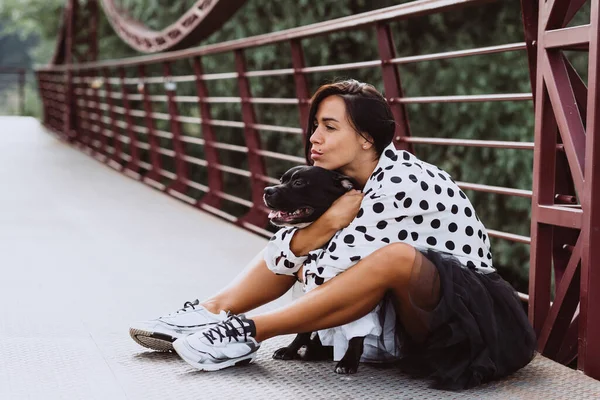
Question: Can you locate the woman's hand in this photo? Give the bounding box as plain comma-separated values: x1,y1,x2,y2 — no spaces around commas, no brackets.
321,189,364,230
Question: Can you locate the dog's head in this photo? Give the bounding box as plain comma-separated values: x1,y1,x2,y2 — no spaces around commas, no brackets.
263,166,358,228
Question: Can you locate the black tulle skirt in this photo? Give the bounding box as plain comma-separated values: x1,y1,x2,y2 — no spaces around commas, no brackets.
395,249,537,390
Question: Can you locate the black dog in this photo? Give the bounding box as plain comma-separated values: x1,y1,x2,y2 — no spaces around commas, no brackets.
263,165,366,374
263,165,356,228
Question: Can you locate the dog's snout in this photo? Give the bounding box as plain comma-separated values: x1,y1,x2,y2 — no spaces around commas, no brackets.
264,186,277,197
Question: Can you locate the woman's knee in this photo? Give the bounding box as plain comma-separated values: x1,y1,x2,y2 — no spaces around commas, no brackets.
370,243,417,284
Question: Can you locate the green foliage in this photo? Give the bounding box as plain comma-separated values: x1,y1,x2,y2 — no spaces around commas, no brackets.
1,0,591,291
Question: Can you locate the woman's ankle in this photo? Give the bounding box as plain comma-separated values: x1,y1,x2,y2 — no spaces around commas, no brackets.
201,299,227,314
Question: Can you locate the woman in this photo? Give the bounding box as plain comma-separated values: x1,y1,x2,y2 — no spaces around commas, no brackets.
130,79,536,389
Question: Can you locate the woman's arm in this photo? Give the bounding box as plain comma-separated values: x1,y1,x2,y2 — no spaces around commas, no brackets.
289,215,340,256
290,189,365,256
264,190,364,275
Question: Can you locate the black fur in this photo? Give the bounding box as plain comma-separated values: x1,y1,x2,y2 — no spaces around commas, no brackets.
263,166,357,228
265,166,365,374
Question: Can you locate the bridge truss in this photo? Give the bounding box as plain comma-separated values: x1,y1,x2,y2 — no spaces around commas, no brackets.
35,0,600,380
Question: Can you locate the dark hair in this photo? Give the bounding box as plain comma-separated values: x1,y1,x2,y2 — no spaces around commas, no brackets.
304,79,396,165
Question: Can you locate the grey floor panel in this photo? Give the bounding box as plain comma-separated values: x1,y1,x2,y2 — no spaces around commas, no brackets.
0,338,127,400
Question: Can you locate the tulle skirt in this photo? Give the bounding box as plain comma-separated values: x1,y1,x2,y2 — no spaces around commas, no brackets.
395,249,537,390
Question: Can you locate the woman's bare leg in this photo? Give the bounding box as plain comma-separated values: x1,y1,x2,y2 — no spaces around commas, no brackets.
252,243,440,342
201,249,297,314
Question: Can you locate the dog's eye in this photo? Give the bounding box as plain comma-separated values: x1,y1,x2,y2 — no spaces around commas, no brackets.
293,180,304,187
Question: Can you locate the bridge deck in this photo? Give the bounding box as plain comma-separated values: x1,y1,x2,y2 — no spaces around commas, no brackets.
1,117,599,399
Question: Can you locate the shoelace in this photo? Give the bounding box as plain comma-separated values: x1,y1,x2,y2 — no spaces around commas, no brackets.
175,299,200,314
203,315,248,345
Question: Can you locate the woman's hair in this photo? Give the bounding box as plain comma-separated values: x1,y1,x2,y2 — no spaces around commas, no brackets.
304,79,396,165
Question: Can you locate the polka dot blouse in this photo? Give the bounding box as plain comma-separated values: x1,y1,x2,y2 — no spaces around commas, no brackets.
265,142,495,290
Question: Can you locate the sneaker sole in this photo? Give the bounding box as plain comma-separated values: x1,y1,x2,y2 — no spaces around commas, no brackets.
129,328,176,352
173,339,257,371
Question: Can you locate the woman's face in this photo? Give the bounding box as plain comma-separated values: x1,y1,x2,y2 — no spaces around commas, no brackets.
309,95,365,172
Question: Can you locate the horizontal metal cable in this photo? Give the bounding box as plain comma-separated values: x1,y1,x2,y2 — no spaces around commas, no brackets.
400,136,534,150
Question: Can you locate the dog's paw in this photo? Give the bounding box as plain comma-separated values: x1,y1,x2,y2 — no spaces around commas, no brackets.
302,341,333,361
272,346,301,360
334,358,360,374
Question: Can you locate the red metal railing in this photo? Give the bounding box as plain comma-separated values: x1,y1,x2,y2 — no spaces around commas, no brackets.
38,0,535,238
35,0,600,380
0,67,26,115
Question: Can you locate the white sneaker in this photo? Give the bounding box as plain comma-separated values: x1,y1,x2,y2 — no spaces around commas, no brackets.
129,299,229,351
173,314,261,371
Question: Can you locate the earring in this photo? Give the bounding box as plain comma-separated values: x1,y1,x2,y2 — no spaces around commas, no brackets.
362,144,368,149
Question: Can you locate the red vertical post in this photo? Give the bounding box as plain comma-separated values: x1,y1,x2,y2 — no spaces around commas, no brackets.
79,70,93,152
528,74,557,336
290,39,311,142
18,69,25,116
103,67,122,169
376,23,412,153
64,0,76,142
119,67,141,178
579,0,600,379
163,61,189,195
83,69,104,157
92,69,108,159
138,64,164,189
36,72,47,125
192,57,223,209
87,0,98,62
519,0,539,98
234,49,268,229
527,0,551,338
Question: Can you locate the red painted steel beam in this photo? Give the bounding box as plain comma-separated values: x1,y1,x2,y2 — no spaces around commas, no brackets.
138,65,164,188
565,54,588,123
376,23,412,152
520,0,539,98
536,205,583,229
163,62,190,196
119,67,141,179
103,67,123,169
290,40,310,143
557,314,579,365
401,136,536,149
564,0,589,28
87,0,98,62
579,0,600,380
63,0,76,140
392,93,533,103
83,72,98,154
538,235,581,358
545,0,575,30
41,0,493,71
545,25,590,49
90,70,107,158
544,51,586,197
529,83,558,335
192,56,223,210
99,0,248,53
18,70,25,115
234,49,268,230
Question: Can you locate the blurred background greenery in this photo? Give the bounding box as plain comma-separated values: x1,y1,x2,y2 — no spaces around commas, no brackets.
0,0,591,293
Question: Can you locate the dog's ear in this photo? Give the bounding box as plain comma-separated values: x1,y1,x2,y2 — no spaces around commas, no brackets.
340,178,355,190
335,175,356,191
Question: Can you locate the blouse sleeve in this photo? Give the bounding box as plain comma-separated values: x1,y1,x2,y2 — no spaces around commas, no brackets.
264,227,309,275
306,179,429,284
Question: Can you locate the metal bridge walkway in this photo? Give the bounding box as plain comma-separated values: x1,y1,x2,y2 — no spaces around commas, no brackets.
1,117,599,399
